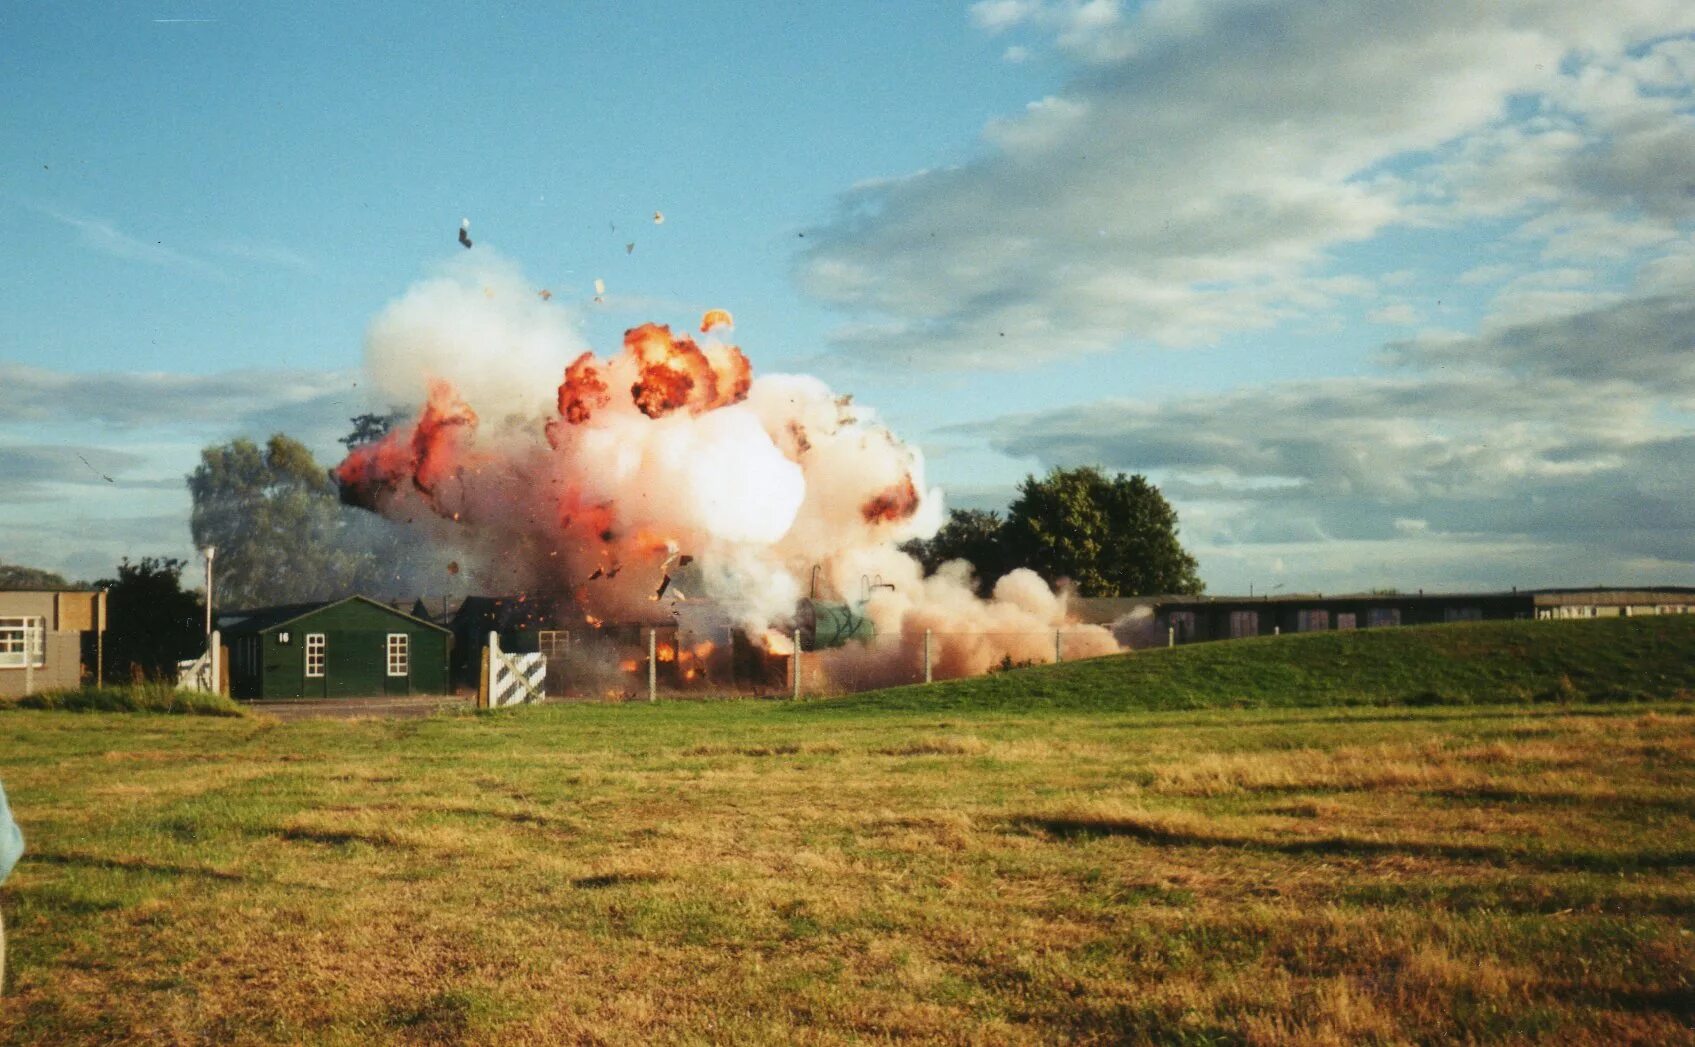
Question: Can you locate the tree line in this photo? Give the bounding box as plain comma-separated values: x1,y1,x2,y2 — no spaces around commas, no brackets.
2,420,1203,682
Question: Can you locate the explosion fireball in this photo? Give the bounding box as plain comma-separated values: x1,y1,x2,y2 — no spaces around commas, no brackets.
334,256,1117,687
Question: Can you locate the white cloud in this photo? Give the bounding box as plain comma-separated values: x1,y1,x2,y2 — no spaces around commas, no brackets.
957,280,1695,590
36,206,223,277
799,2,1695,370
1368,302,1418,325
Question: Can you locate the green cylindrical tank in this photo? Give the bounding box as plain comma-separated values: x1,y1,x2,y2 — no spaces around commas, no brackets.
797,599,875,651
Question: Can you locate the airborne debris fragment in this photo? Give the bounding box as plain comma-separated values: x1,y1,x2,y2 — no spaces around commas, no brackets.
652,211,664,224
538,289,552,301
458,219,472,249
699,309,733,333
76,454,114,483
626,242,635,254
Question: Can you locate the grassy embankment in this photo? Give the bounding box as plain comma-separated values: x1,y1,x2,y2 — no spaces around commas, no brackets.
0,616,1691,1045
6,683,245,718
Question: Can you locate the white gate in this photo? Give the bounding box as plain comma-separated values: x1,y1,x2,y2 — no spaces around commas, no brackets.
481,632,546,709
176,630,222,693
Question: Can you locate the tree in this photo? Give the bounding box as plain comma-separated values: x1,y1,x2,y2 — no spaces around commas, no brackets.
1003,467,1203,597
95,557,203,682
188,434,392,608
901,509,1017,597
0,562,70,590
340,411,403,449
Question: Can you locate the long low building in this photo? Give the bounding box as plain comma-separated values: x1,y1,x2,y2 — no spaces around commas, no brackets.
1144,587,1695,644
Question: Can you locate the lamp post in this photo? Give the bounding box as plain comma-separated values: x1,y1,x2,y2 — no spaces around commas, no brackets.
203,546,216,637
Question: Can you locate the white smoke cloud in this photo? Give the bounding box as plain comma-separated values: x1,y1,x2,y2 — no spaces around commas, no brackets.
340,260,1119,683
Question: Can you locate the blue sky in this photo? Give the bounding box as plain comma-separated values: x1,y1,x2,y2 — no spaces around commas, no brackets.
4,1,1694,594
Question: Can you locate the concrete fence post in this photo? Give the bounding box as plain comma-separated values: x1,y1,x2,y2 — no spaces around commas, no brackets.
1055,629,1063,664
1168,627,1175,648
924,629,933,684
792,630,802,700
648,629,657,702
1274,626,1281,636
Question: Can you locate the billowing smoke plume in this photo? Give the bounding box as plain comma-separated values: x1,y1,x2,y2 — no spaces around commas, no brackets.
335,255,1117,684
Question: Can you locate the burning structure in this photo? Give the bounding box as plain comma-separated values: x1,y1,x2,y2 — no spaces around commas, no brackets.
333,255,1117,691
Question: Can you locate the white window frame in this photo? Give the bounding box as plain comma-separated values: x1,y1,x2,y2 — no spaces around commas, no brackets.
0,617,45,669
386,633,409,677
305,633,326,678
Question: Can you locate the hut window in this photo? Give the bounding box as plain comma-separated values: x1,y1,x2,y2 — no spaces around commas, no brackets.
1297,609,1329,632
305,633,326,677
0,617,44,668
1367,608,1401,628
386,634,409,677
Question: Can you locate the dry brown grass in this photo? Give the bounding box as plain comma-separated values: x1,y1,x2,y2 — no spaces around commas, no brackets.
1,701,1692,1044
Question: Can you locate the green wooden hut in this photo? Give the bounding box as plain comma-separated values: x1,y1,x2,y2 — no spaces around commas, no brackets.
220,596,452,700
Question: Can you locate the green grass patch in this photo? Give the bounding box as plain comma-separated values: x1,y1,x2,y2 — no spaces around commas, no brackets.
804,614,1695,715
4,683,246,717
1,618,1693,1044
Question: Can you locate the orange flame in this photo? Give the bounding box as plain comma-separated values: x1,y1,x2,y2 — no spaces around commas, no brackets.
334,380,478,513
625,323,752,419
861,474,919,525
699,308,733,333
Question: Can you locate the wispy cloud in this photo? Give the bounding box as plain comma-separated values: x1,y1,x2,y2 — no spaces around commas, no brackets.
37,205,223,277
207,239,314,272
0,363,363,432
800,2,1695,370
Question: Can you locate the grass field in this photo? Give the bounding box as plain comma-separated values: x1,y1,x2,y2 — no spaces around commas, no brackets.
2,618,1693,1044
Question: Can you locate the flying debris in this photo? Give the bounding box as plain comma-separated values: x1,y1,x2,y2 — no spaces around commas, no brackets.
538,289,552,301
652,211,664,224
626,242,635,254
458,219,473,249
76,454,114,483
700,309,734,333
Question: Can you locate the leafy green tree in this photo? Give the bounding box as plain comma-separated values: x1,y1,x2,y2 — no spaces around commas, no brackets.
1003,467,1204,597
0,563,70,590
95,557,203,681
902,509,1017,596
188,434,393,608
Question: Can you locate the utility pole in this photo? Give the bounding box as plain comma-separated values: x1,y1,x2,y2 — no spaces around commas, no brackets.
648,629,657,702
203,546,217,637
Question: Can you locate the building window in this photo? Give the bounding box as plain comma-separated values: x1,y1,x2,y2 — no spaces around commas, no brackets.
1366,608,1401,628
305,633,326,678
1444,607,1482,622
386,634,409,677
1336,613,1357,630
1228,611,1259,638
0,617,45,668
1297,609,1329,632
